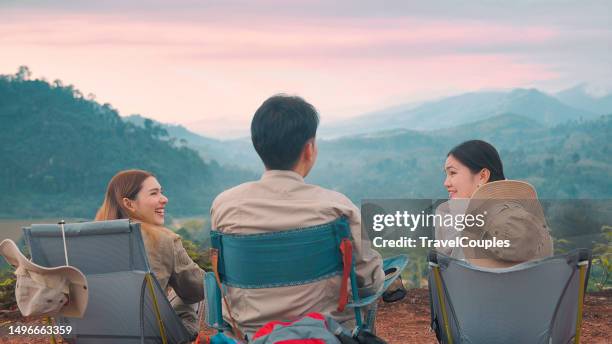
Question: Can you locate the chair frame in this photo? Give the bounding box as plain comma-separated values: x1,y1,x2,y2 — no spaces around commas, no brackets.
428,249,592,344
23,219,192,344
204,217,408,341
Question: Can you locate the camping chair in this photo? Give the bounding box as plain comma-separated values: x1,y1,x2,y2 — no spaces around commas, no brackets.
428,249,592,344
203,216,408,342
23,219,192,344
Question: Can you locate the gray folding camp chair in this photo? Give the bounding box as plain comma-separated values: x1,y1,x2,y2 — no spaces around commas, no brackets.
428,249,591,344
23,219,192,344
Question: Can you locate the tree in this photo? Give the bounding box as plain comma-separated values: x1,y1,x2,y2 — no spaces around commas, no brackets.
15,66,32,81
144,118,154,132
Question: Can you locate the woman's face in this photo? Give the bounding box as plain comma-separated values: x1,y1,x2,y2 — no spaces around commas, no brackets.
444,155,482,199
125,176,168,225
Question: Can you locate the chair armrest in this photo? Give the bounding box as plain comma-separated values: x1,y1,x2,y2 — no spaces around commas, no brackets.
347,255,409,308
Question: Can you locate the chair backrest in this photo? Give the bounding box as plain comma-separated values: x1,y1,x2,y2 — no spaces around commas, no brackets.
206,217,361,329
210,217,352,288
428,249,591,344
23,220,191,344
24,220,149,274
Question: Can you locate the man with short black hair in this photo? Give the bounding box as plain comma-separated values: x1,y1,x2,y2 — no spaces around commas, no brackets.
251,94,320,172
211,94,384,337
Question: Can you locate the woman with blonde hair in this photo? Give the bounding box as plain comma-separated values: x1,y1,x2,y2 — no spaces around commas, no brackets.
95,169,204,337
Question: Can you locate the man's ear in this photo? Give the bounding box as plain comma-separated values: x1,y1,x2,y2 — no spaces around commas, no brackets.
303,139,315,162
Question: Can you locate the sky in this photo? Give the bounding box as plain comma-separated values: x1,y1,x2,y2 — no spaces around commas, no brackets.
1,0,611,138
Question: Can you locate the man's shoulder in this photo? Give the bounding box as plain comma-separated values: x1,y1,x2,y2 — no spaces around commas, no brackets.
211,179,358,212
306,183,356,208
212,180,259,207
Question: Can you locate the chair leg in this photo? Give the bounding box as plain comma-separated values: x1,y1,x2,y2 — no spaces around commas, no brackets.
44,316,57,344
432,265,453,344
364,304,378,334
575,262,588,344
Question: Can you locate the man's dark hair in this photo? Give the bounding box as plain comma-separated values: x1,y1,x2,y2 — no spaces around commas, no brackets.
448,140,506,182
251,94,319,170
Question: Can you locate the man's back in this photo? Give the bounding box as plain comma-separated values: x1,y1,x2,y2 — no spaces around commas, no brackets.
211,170,384,337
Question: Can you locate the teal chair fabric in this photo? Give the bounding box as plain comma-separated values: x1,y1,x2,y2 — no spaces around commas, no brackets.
23,219,192,344
204,217,408,338
428,249,591,344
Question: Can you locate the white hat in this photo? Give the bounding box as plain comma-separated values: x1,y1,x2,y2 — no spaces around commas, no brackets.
0,239,88,318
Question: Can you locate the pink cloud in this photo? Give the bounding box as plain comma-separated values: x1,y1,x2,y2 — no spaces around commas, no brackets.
0,10,565,137
0,11,558,54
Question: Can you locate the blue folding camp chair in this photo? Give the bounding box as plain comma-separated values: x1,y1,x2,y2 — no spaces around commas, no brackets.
203,216,408,342
23,219,192,344
428,249,592,344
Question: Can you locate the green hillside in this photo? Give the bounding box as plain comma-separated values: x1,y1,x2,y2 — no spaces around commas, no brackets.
124,114,258,170
0,69,253,218
309,113,612,200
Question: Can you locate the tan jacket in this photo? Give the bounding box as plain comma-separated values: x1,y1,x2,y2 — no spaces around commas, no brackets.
434,200,468,259
211,170,384,336
138,222,204,304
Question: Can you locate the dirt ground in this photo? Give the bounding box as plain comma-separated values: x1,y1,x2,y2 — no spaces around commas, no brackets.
1,289,610,343
376,288,611,344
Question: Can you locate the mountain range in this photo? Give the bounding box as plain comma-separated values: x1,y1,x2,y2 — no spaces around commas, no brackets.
1,67,610,218
555,83,612,115
124,85,611,175
128,108,612,201
319,87,604,138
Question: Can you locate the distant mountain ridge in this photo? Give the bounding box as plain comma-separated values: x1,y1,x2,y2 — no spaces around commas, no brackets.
125,86,608,171
555,84,612,115
122,87,611,201
124,114,259,170
128,85,609,150
320,88,599,138
124,114,220,147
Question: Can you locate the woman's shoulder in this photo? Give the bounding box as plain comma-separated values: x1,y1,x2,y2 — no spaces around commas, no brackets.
137,221,176,234
138,222,180,246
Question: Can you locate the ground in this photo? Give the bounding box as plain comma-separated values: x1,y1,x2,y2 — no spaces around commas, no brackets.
375,288,611,344
1,289,610,343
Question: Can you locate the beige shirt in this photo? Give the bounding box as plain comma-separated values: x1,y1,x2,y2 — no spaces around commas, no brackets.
211,170,384,336
434,200,468,260
139,222,204,304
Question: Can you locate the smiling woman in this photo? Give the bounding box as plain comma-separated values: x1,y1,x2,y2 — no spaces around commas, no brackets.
120,174,168,226
95,170,159,223
94,169,204,338
443,140,505,199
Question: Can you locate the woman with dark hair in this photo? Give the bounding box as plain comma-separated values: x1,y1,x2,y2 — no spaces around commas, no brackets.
444,139,505,199
437,140,553,267
95,169,204,338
